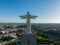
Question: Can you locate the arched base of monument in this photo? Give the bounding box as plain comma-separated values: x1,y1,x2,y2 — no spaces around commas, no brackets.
20,33,37,45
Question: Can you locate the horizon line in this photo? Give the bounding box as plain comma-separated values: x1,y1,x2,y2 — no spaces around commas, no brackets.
0,22,60,24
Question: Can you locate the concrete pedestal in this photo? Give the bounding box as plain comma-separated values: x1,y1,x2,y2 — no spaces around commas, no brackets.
21,34,37,45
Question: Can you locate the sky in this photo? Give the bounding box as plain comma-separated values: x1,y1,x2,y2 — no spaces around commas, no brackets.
0,0,60,23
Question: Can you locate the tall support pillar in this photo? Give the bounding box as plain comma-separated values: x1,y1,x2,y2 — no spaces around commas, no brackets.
26,16,31,34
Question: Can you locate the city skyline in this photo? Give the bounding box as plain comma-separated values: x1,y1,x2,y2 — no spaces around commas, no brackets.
0,0,60,23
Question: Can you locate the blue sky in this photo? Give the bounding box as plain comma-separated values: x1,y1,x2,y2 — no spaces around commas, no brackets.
0,0,60,23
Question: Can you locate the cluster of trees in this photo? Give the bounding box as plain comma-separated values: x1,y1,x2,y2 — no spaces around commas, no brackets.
4,41,20,45
0,36,14,43
36,33,60,45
